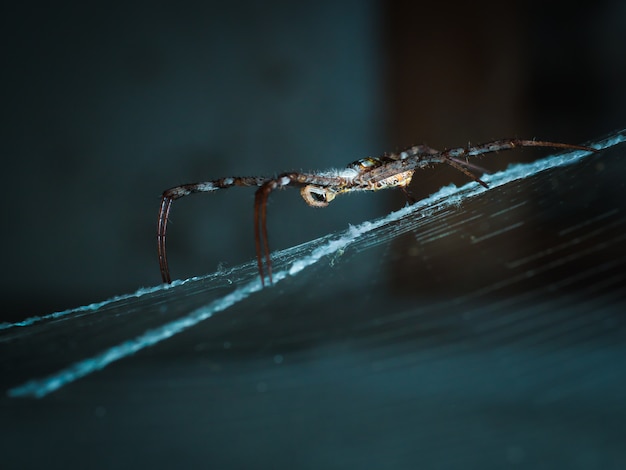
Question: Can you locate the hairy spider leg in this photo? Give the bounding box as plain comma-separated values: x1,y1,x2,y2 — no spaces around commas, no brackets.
444,139,595,159
439,139,597,187
158,176,268,283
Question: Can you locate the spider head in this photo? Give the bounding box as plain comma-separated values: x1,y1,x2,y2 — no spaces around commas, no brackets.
300,185,337,207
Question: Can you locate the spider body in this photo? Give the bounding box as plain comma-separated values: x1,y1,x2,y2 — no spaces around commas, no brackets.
298,156,416,207
158,139,595,285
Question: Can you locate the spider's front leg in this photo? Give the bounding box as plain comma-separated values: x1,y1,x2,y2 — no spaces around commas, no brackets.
438,139,597,188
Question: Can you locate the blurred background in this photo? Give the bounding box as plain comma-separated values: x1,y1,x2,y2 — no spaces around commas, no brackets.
1,0,624,321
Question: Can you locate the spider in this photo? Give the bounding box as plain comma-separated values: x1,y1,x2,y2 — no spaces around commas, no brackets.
157,138,595,286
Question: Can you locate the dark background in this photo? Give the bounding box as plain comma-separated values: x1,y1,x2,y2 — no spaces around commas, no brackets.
2,0,624,321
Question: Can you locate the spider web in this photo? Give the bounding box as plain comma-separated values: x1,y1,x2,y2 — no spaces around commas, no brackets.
2,129,625,468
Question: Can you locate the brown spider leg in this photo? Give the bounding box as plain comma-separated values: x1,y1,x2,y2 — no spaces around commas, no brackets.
448,157,491,175
157,195,174,283
443,157,489,188
438,139,596,188
254,179,287,286
254,185,268,285
444,139,595,159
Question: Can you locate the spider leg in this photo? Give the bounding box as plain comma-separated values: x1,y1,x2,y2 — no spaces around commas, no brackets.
254,183,269,285
438,139,596,188
157,196,174,283
441,139,595,160
448,157,491,175
444,158,489,188
254,176,295,286
253,172,349,285
158,176,268,284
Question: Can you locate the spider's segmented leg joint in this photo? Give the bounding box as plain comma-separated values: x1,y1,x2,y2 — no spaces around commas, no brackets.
164,187,193,199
